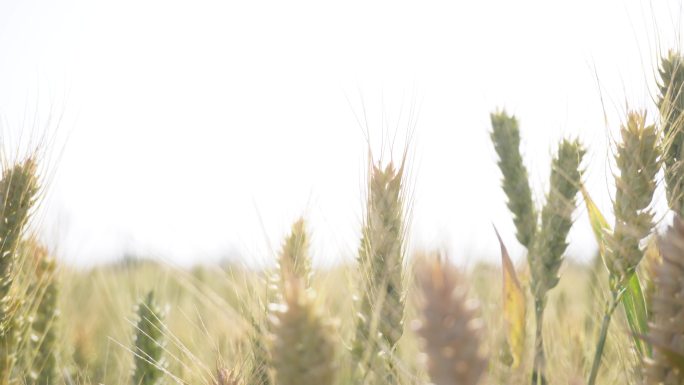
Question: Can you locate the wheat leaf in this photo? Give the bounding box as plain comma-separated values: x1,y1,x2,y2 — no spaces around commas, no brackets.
494,226,526,368
580,185,610,263
622,273,652,358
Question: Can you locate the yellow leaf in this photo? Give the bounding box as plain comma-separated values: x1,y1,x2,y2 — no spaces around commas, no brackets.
580,185,612,262
495,226,526,368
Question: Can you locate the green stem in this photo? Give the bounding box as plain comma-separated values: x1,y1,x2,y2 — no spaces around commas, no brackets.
531,297,547,385
587,287,623,385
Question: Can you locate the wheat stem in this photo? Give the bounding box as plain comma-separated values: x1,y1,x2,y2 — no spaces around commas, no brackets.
587,286,623,385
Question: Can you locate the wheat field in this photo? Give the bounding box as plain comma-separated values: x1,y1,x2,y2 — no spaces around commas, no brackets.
2,47,684,385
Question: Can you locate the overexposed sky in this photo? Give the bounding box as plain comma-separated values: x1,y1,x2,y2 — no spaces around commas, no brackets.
0,0,682,267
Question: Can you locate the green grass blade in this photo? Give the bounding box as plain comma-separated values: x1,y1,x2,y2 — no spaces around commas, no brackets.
580,185,610,265
622,273,652,358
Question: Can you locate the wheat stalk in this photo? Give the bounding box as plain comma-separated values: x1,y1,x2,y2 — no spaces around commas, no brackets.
588,111,660,385
278,218,311,285
491,113,585,385
490,111,537,249
414,257,487,385
352,161,407,384
603,111,660,281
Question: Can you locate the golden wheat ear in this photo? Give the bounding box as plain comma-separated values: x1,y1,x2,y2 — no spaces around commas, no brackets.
269,277,337,385
644,215,684,385
414,257,487,385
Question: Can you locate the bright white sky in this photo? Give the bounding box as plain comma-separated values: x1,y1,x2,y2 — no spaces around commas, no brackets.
0,0,682,267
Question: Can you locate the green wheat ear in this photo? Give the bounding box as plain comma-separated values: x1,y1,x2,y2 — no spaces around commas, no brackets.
352,161,407,384
530,138,584,385
0,158,39,385
131,291,166,385
269,277,336,385
531,139,585,299
587,110,661,385
658,51,684,215
27,246,59,385
490,110,537,249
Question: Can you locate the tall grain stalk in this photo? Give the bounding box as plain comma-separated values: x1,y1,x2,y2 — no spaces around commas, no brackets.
491,112,584,385
0,158,39,384
587,111,660,385
352,161,407,384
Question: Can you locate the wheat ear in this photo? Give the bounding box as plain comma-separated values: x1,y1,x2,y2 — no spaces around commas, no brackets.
531,139,585,385
414,257,487,385
658,51,684,215
131,291,166,385
490,111,537,249
352,161,406,384
0,158,39,385
269,218,312,302
588,111,660,385
643,215,684,385
269,277,336,385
